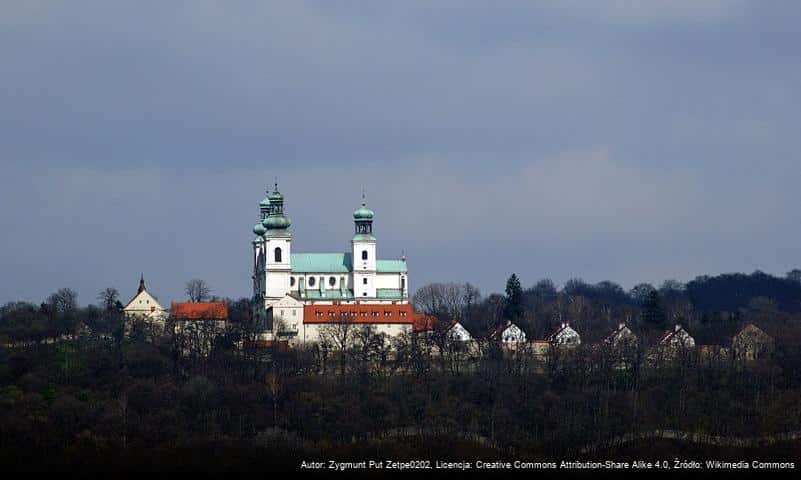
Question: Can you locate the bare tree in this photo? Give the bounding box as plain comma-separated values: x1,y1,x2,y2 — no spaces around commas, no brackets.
48,288,78,314
413,282,481,323
185,278,211,302
319,315,356,375
97,287,120,311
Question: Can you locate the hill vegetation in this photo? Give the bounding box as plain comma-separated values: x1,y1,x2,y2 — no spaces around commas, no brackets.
2,269,801,470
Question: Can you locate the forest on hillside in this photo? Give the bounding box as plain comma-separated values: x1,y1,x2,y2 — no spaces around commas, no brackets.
2,269,801,470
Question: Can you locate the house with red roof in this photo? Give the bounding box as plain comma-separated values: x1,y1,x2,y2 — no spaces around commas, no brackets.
170,301,229,356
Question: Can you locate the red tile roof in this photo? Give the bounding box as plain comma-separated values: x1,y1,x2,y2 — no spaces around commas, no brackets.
171,301,228,320
303,303,433,329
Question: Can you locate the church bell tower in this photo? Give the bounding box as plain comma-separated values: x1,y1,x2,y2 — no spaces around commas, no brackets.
352,195,376,298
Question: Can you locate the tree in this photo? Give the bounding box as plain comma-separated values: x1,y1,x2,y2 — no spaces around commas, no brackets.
185,279,211,302
641,289,666,329
319,316,356,375
48,288,78,314
97,287,120,311
526,279,557,304
413,282,478,323
629,283,656,305
504,274,523,322
787,269,801,284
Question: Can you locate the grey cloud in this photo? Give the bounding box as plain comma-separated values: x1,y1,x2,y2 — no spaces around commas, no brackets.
1,1,800,304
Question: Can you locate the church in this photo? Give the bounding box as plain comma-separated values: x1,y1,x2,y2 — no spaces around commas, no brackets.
251,185,426,345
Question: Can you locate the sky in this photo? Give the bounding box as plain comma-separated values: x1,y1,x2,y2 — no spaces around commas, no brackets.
2,1,800,306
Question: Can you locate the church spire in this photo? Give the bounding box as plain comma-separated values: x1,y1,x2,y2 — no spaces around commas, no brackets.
353,195,375,236
138,274,146,293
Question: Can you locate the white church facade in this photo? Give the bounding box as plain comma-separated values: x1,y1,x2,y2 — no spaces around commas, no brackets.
251,185,420,345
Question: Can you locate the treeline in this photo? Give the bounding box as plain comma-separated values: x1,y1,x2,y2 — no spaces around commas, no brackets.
0,287,251,345
2,270,801,469
414,269,801,344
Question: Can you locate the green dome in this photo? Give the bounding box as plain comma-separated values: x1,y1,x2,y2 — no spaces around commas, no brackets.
263,214,291,230
268,190,283,202
353,204,374,220
259,196,270,208
253,222,266,235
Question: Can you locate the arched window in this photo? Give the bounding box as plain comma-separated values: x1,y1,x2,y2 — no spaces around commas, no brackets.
362,250,368,260
329,276,336,287
290,277,295,287
309,276,316,287
274,247,282,262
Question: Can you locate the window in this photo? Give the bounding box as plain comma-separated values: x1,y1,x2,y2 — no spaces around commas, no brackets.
328,276,336,287
290,277,295,287
362,250,368,260
274,247,282,262
363,292,367,296
309,276,316,287
363,278,368,285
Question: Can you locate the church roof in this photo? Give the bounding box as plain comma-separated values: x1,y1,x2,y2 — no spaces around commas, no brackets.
291,253,352,273
289,253,408,273
377,259,407,273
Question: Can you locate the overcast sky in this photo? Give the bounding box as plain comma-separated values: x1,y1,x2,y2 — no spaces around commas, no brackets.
2,1,800,306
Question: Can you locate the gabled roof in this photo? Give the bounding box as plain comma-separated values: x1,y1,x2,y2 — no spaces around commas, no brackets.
124,288,165,312
734,323,773,341
604,323,635,344
123,274,163,310
548,322,579,342
413,314,436,332
659,324,693,344
171,302,228,320
267,294,304,308
488,321,525,340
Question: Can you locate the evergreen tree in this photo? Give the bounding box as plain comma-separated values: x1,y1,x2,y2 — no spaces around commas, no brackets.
641,289,666,329
504,273,523,322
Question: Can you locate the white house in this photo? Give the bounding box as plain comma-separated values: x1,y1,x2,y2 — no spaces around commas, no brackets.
444,322,473,343
123,275,167,333
648,324,696,363
264,294,304,341
659,324,695,349
548,322,581,346
490,321,527,345
604,323,637,348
